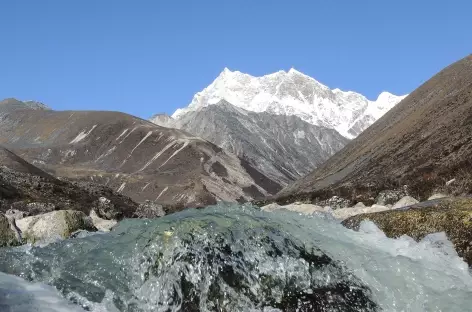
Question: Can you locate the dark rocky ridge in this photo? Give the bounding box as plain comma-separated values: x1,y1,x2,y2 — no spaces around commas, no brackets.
0,100,277,207
0,146,137,219
273,55,472,205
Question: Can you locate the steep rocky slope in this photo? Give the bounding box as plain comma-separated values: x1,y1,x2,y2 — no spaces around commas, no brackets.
171,68,406,138
275,55,472,204
0,146,137,218
152,101,348,188
0,101,277,206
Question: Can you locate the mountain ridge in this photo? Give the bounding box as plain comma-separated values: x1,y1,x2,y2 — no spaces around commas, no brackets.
153,100,348,188
171,68,407,138
0,100,279,207
273,54,472,204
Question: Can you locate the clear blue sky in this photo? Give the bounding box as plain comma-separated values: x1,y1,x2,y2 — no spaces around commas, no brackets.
1,1,471,118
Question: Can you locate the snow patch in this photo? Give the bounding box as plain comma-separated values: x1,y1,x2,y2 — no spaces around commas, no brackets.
117,182,126,193
116,129,128,141
70,125,97,144
155,186,169,200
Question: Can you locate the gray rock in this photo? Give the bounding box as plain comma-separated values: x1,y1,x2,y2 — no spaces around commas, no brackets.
353,202,366,208
261,203,281,212
90,210,117,232
318,196,351,210
134,200,166,219
25,202,56,214
428,193,448,200
5,209,28,221
95,197,117,220
392,196,419,209
262,202,324,215
375,187,409,205
162,101,348,189
332,204,390,221
0,214,22,247
16,210,97,243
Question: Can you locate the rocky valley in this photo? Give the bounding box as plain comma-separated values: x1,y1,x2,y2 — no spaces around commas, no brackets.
1,55,472,312
0,98,282,209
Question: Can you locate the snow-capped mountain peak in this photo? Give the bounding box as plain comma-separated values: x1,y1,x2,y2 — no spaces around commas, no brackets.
172,68,407,138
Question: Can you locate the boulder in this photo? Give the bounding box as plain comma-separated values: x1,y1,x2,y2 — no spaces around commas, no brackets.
375,186,409,205
261,202,325,215
90,210,117,232
134,200,166,218
392,196,419,209
95,197,117,220
261,203,280,212
0,214,22,247
332,205,389,221
342,197,472,266
318,196,351,210
5,209,27,221
428,193,448,200
16,210,97,243
353,202,366,208
283,203,325,214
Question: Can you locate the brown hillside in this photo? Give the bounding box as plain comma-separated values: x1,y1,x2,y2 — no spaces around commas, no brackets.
275,55,472,204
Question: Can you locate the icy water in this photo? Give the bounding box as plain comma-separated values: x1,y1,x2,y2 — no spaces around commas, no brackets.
1,203,471,311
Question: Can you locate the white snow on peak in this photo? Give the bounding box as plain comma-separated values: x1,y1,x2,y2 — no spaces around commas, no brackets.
171,68,408,138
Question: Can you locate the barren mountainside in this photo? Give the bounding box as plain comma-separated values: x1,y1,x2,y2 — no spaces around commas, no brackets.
276,55,472,204
152,100,348,188
0,100,279,207
0,146,138,218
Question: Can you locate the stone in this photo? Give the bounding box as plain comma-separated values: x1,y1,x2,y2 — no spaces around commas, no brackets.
318,196,351,210
283,204,325,215
95,197,118,220
134,200,166,219
353,202,366,208
5,209,27,221
261,203,281,212
375,186,409,205
332,205,389,221
342,197,472,266
261,202,325,215
16,210,97,243
428,193,448,200
90,210,117,232
392,196,419,209
0,214,22,247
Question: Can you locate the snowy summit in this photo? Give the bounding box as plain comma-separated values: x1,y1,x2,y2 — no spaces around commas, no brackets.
172,68,407,138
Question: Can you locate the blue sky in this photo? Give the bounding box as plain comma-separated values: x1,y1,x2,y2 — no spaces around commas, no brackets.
1,1,471,118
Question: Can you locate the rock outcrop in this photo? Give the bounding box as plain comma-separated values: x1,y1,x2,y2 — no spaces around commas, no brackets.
0,146,138,219
0,214,21,247
342,197,472,266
